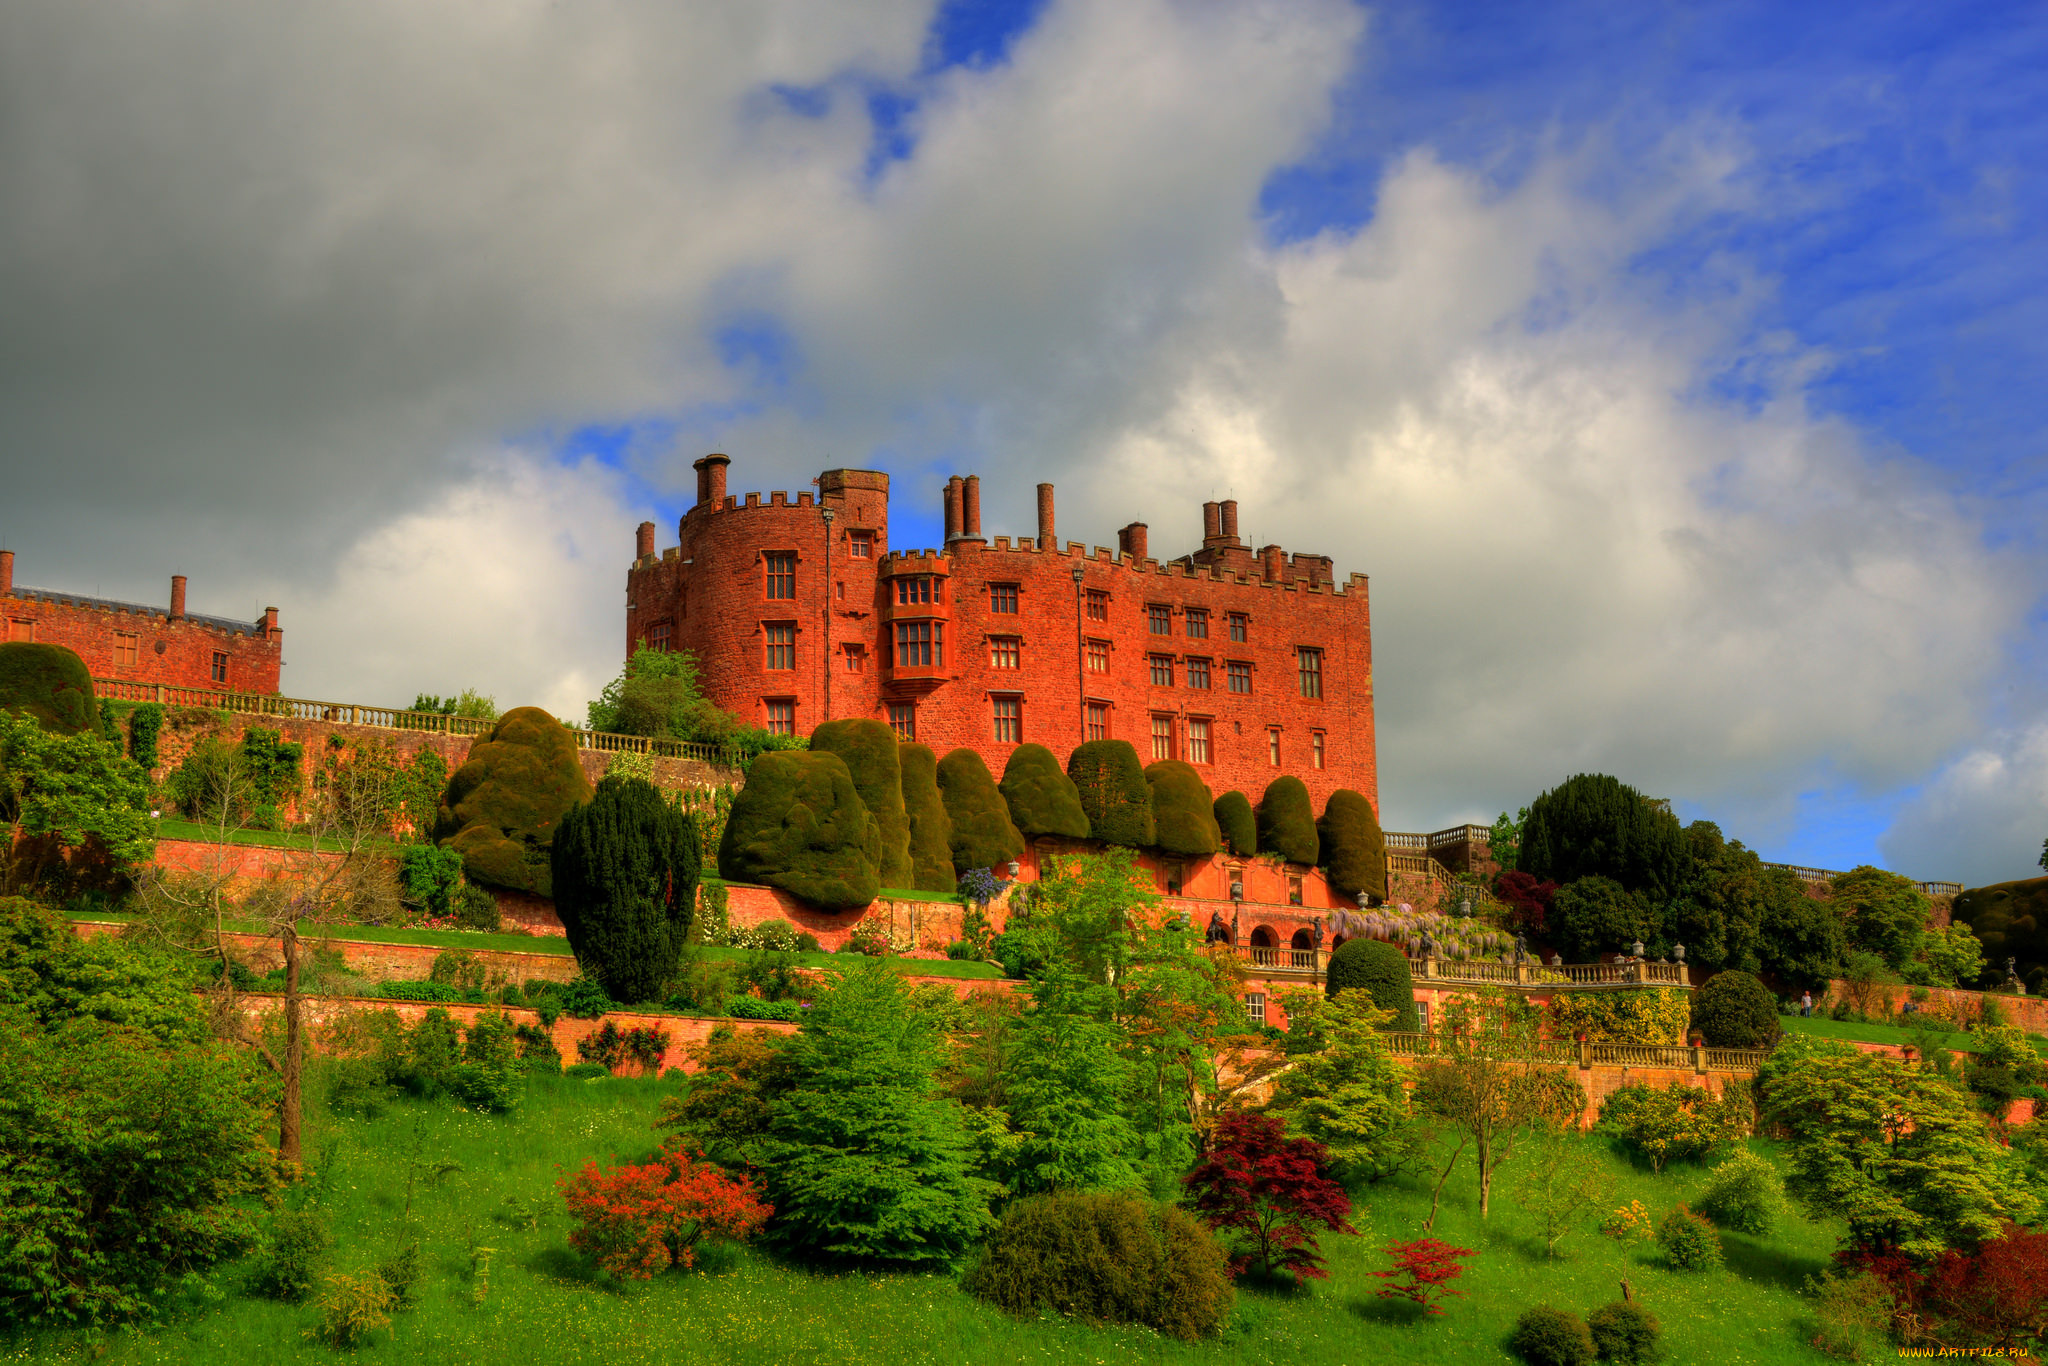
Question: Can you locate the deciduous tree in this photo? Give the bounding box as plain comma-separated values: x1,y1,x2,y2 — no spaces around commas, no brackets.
1412,989,1580,1218
1183,1111,1356,1281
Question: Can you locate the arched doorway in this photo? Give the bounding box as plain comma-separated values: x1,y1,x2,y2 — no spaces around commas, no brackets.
1290,927,1316,969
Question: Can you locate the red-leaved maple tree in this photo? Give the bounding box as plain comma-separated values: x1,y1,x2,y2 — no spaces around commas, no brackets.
1372,1237,1477,1315
1183,1111,1357,1281
559,1139,772,1279
1920,1223,2048,1350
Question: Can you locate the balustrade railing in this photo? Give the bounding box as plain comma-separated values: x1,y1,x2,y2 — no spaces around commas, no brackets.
95,679,737,766
1374,1032,1772,1074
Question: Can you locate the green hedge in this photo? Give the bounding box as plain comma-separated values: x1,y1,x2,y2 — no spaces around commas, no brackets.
810,719,913,888
1145,761,1220,857
1689,970,1778,1047
936,748,1024,873
1066,740,1153,848
1325,937,1418,1031
899,742,957,894
1254,776,1318,866
1317,789,1386,902
999,743,1090,839
1213,791,1256,857
0,642,97,735
431,707,593,897
715,750,879,911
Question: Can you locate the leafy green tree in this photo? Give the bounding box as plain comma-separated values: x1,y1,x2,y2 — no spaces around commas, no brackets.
1213,791,1256,857
1830,865,1934,972
716,750,878,910
1264,988,1411,1186
1549,875,1655,963
0,711,154,893
1488,807,1527,873
764,959,996,1266
1917,922,1986,989
1145,760,1220,857
810,719,913,887
409,689,498,721
551,775,701,1003
1761,1036,2039,1257
1595,1080,1747,1172
1515,1124,1612,1257
935,747,1024,873
999,743,1090,840
1412,990,1580,1219
1255,776,1319,866
1325,938,1419,1031
1066,741,1153,848
1519,774,1689,900
586,644,734,743
432,707,593,897
898,742,956,893
1757,868,1848,989
1317,789,1386,903
0,642,98,735
1000,966,1141,1195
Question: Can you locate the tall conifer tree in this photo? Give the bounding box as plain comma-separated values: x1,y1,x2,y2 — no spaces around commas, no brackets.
551,775,700,1003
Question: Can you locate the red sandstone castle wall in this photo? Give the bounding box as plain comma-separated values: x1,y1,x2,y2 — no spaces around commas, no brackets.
1,554,282,694
625,459,1376,813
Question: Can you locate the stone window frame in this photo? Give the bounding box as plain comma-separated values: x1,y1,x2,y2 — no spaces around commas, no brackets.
763,621,798,671
988,635,1022,669
989,582,1020,614
1148,653,1175,688
764,550,798,601
1227,660,1252,694
887,702,916,740
1186,716,1212,765
765,698,797,735
991,693,1023,744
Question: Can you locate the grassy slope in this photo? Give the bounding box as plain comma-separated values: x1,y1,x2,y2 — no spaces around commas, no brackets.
153,817,403,855
33,1077,1836,1366
67,914,1008,981
1782,1012,2048,1057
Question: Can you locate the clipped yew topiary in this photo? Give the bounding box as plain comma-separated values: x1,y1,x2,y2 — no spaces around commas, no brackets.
899,742,956,894
1145,761,1220,857
1689,969,1779,1048
1256,776,1319,866
0,642,97,735
1318,789,1387,903
551,775,700,1004
935,748,1024,874
717,750,879,910
1325,938,1418,1031
1214,791,1257,858
999,744,1090,840
431,707,593,897
810,719,913,888
1066,740,1153,848
965,1191,1232,1341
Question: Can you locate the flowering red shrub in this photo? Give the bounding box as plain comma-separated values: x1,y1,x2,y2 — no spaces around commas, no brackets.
559,1140,771,1279
1183,1111,1356,1282
1372,1237,1476,1315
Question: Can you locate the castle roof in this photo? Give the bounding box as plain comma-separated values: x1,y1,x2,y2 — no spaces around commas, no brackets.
5,585,261,637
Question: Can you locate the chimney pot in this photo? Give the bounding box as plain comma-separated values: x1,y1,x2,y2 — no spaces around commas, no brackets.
1260,545,1284,582
1202,501,1222,544
1037,483,1056,548
0,550,12,596
635,521,656,560
1121,522,1149,562
170,575,187,620
963,475,983,537
262,606,279,638
692,454,730,508
944,476,964,540
1219,500,1239,543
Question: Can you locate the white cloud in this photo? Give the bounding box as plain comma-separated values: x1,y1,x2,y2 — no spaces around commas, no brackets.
1881,726,2048,888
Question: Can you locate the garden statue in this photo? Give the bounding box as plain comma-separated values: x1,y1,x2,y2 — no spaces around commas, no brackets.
1513,932,1528,964
1418,929,1436,959
1204,912,1231,945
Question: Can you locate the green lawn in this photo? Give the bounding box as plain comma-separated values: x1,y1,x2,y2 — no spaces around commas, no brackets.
1782,1012,2048,1057
67,915,1009,981
153,817,404,856
16,1077,1838,1366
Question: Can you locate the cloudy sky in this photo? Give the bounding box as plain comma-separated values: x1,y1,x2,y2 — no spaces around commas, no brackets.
4,0,2044,886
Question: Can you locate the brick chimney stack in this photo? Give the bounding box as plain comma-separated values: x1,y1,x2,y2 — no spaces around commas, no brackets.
0,550,12,597
693,454,730,508
1037,483,1056,548
1260,545,1284,582
1201,500,1224,547
944,476,964,540
962,475,983,537
635,521,656,560
1219,500,1239,544
170,575,187,620
1119,522,1149,562
262,606,280,640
